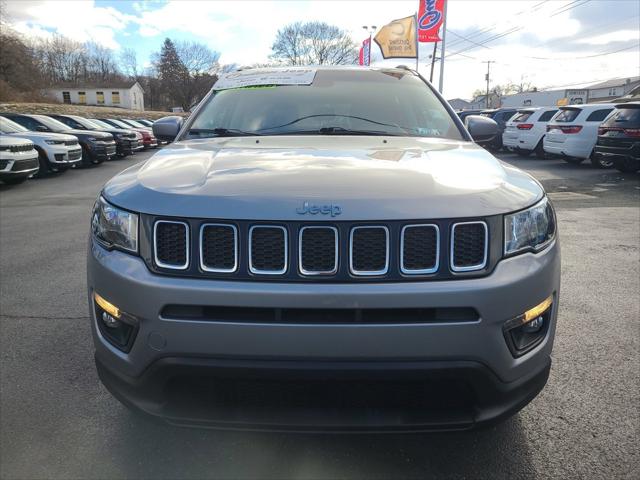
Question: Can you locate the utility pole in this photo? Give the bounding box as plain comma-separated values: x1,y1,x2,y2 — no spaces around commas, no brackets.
429,41,438,83
362,26,377,66
483,60,495,108
437,0,448,93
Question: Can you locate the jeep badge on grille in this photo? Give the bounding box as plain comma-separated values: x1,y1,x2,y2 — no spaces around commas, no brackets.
296,201,342,217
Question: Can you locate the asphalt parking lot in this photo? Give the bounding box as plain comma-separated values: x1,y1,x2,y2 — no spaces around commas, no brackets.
1,149,638,479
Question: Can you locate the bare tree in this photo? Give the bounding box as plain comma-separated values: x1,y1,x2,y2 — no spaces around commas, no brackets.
271,21,358,66
120,47,139,79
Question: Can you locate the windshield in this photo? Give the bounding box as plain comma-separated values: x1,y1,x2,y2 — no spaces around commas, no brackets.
187,69,464,140
0,117,28,133
33,115,71,131
122,119,145,128
72,116,102,130
90,119,113,129
108,119,131,129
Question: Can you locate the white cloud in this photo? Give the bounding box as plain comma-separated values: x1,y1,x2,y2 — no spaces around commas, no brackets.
577,30,640,45
4,0,134,49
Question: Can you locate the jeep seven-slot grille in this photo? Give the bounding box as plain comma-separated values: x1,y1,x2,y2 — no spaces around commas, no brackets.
249,226,287,274
451,222,487,271
151,219,492,280
154,221,189,269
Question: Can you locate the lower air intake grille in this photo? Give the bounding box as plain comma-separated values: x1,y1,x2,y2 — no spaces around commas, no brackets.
350,226,389,275
401,225,439,274
200,224,237,272
154,221,189,269
451,222,487,271
299,226,338,275
249,226,287,274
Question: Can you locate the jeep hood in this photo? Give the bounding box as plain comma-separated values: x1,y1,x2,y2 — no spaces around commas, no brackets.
103,136,543,220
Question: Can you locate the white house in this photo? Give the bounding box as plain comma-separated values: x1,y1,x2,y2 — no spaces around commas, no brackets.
46,81,145,111
586,77,640,103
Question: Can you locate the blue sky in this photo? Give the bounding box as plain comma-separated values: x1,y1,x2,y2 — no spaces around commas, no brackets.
4,0,639,99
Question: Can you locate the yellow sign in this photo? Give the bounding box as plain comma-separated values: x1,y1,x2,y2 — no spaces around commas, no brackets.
374,15,417,59
556,98,569,106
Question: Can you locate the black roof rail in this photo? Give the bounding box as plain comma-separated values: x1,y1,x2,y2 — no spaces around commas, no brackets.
395,65,416,73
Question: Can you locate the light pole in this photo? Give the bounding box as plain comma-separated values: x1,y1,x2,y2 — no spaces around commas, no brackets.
362,26,377,66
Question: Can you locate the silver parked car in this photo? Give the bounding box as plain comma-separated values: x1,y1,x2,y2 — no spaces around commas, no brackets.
87,66,560,431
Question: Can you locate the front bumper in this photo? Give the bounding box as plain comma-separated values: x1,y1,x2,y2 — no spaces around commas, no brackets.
50,145,82,165
88,142,117,160
0,154,39,177
88,238,561,430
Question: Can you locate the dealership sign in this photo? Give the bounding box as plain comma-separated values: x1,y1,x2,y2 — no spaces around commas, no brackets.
417,0,446,43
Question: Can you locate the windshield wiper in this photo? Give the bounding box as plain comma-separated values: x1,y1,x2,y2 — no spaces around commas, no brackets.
188,128,260,137
271,126,402,136
256,114,419,135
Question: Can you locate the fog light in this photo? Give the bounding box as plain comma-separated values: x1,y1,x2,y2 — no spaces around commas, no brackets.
101,311,120,328
522,315,544,333
93,291,138,353
503,295,553,357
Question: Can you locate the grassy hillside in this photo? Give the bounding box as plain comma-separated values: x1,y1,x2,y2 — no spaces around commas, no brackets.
0,103,187,121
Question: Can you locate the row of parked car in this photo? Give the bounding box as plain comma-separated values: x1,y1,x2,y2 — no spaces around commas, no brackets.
0,114,160,185
458,102,640,173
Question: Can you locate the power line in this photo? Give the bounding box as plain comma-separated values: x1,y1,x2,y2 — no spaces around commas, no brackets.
445,0,592,59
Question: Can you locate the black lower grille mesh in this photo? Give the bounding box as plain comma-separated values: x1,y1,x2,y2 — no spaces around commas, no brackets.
452,223,486,269
402,225,438,272
12,158,38,171
300,227,337,273
351,227,388,274
155,221,188,267
201,225,236,271
250,227,286,273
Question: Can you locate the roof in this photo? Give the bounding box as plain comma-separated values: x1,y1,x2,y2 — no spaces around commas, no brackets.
586,76,640,90
47,80,141,90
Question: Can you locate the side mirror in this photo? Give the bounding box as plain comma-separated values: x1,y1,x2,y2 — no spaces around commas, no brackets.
153,116,183,142
35,125,49,132
465,115,498,144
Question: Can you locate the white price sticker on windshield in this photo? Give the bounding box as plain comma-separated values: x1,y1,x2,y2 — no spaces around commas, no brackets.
213,68,317,90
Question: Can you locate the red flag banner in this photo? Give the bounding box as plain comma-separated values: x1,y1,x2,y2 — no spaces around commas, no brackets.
360,37,371,66
417,0,445,43
359,46,364,65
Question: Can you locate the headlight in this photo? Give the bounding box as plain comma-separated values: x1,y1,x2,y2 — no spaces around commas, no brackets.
504,197,556,256
87,137,97,142
45,139,65,145
91,196,138,253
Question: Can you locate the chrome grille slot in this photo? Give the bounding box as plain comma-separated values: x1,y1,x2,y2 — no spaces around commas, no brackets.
451,221,488,272
249,226,287,275
401,224,439,274
299,226,338,275
349,226,389,276
200,224,237,273
154,220,189,270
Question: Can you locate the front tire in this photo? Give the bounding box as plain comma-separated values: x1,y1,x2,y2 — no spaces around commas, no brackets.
33,149,51,178
535,139,546,159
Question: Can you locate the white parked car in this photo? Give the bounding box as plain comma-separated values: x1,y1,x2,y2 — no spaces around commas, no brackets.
0,136,39,184
543,104,616,168
502,107,559,158
0,116,82,176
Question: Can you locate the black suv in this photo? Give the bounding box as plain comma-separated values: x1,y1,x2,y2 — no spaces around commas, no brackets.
595,102,640,173
49,115,141,157
480,108,518,151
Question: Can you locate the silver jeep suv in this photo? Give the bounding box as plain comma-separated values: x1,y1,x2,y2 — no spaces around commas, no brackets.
87,67,560,431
